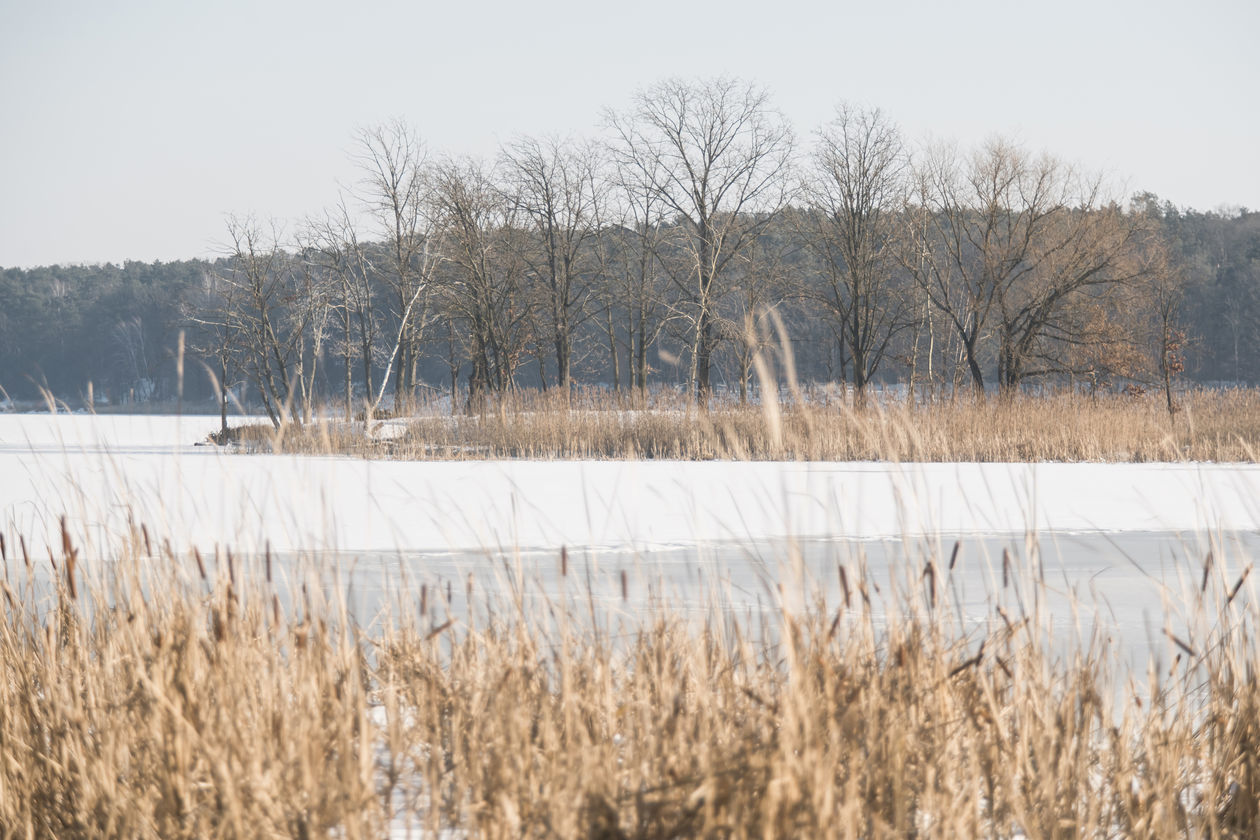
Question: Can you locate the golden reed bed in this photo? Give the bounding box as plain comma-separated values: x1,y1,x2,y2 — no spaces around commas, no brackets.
223,387,1260,463
2,521,1258,838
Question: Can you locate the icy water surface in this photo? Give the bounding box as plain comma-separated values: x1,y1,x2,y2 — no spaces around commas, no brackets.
273,529,1260,672
6,414,1260,672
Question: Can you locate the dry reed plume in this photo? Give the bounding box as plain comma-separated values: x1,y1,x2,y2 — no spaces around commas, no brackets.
222,387,1260,463
2,522,1260,838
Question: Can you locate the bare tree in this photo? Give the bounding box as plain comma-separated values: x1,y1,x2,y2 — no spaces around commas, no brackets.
1004,204,1151,390
1125,224,1186,414
724,225,797,403
110,316,153,400
430,157,532,409
303,201,380,418
184,268,242,435
607,77,794,403
798,104,912,400
290,228,341,422
501,135,604,393
304,206,357,419
904,138,1149,394
217,216,303,428
354,120,437,413
597,148,673,396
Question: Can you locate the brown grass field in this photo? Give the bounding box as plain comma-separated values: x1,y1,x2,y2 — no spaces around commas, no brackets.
221,387,1260,463
3,523,1259,838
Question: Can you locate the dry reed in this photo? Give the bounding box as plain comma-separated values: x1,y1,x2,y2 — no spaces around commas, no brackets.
224,387,1260,463
3,523,1260,838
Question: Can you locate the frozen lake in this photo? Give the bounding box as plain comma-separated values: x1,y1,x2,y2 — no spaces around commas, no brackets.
253,528,1254,673
5,412,1260,552
3,412,1259,667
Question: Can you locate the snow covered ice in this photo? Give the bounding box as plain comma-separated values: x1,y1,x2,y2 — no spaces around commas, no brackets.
4,413,1260,557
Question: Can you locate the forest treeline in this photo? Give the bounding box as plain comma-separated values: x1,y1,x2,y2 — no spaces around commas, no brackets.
2,79,1258,424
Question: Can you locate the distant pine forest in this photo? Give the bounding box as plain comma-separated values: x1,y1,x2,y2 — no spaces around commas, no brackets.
2,85,1257,419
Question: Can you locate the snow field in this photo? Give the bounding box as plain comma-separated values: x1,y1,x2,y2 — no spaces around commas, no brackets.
3,413,1260,558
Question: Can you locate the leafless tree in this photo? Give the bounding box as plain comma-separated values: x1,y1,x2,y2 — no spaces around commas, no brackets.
724,226,798,403
429,157,532,409
904,138,1149,394
110,316,152,398
290,229,341,422
607,77,794,403
798,104,912,400
597,148,674,396
501,135,604,392
217,216,303,428
303,201,379,418
1121,224,1186,414
354,120,437,413
184,268,242,435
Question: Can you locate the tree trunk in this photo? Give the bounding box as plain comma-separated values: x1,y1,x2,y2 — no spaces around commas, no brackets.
738,348,750,405
606,306,619,391
695,312,715,405
636,305,649,397
219,356,229,436
447,320,460,415
963,333,986,395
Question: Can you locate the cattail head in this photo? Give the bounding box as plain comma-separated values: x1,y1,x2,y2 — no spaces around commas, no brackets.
65,548,77,602
59,516,72,559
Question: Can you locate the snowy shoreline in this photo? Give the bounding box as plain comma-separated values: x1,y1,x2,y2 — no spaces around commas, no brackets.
3,413,1259,556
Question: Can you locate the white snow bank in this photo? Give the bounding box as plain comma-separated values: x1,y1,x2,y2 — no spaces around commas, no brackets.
2,414,1259,556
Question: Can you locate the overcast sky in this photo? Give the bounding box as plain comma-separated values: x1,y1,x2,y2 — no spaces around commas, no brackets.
1,0,1256,268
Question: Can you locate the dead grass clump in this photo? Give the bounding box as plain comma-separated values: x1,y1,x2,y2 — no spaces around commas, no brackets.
0,538,380,839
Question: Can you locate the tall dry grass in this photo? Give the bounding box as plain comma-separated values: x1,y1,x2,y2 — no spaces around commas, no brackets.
3,523,1260,837
225,387,1260,463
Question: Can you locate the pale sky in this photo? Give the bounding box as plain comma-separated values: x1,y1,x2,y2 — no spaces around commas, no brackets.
1,0,1256,268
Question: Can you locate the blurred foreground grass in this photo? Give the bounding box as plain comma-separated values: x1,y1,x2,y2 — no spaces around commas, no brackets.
3,522,1259,838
